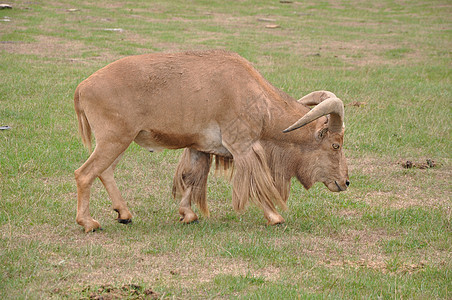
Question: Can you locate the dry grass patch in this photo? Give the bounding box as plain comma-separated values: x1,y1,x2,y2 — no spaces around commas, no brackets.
323,258,426,275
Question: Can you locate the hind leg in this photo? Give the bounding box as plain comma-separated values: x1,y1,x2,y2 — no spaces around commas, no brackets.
99,153,133,224
172,148,212,223
75,141,131,232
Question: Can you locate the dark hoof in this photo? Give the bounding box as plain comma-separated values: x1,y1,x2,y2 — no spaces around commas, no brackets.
118,218,132,224
266,221,285,227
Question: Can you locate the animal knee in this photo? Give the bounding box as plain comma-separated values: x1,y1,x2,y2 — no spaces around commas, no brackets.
75,169,96,188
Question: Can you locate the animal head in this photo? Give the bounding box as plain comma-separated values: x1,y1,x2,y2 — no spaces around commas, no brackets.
283,94,350,192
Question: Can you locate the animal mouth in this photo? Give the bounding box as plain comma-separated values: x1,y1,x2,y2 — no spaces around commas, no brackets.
335,181,344,191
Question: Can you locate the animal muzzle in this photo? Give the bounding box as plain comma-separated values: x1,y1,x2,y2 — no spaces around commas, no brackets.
326,179,350,192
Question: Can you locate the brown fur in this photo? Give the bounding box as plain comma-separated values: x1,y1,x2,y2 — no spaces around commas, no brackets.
231,142,287,212
172,149,212,216
173,152,233,217
214,155,233,178
265,143,293,204
173,142,293,217
73,50,349,232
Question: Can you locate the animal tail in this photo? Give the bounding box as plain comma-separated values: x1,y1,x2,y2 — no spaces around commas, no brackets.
74,86,92,152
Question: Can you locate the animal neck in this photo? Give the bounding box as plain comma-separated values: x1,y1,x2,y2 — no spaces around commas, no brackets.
264,96,313,141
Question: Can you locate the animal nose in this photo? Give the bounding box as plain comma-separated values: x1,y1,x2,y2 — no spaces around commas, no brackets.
345,180,350,187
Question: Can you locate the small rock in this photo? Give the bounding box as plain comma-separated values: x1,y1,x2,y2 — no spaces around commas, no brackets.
265,24,280,29
67,8,80,12
0,125,11,130
0,4,12,9
258,17,276,22
103,28,124,32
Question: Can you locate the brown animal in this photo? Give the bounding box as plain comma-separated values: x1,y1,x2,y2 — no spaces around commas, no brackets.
74,50,349,232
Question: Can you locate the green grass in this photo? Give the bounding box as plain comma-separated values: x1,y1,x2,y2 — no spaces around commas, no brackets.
1,0,451,299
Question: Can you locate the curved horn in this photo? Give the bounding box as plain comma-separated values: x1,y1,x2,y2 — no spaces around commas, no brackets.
297,90,337,106
283,97,344,133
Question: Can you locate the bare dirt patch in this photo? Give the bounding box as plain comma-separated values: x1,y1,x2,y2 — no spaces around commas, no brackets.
280,226,446,280
318,39,419,67
0,35,98,60
3,223,280,292
277,228,392,262
348,157,451,210
140,252,280,285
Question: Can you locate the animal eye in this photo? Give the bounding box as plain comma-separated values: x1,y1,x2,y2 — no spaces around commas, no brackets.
332,143,340,150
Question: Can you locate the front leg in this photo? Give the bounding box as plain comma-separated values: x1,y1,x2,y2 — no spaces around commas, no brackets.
178,186,199,223
262,201,285,225
172,148,212,223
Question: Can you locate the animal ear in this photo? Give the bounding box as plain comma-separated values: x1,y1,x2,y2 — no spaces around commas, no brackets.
316,127,329,140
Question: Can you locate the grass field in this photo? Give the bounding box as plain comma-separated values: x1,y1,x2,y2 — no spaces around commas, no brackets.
0,0,451,298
